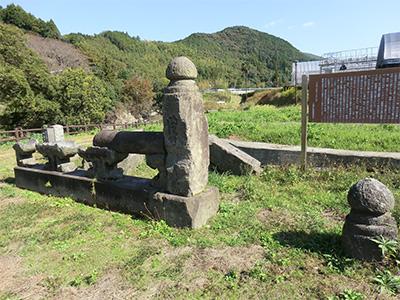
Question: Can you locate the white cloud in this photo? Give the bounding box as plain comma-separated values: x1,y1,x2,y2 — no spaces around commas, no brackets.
302,21,316,28
265,19,284,29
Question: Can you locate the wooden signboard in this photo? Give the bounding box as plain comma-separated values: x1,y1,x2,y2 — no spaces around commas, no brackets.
308,67,400,124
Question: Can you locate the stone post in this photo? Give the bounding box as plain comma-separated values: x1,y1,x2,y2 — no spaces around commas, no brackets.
163,57,209,197
342,178,398,260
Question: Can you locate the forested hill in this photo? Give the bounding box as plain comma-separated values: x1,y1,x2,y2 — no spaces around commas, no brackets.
0,4,315,129
65,26,313,89
177,26,313,86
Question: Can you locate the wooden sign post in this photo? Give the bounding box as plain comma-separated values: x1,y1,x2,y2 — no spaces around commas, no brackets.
301,75,308,171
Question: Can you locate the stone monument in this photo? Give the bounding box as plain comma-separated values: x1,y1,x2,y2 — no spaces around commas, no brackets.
13,57,220,228
342,178,398,260
36,141,79,172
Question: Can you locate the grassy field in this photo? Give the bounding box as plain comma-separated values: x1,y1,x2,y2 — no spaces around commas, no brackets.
1,107,400,299
208,105,400,152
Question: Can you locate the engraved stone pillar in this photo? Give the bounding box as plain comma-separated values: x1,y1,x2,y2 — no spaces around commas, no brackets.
163,57,209,197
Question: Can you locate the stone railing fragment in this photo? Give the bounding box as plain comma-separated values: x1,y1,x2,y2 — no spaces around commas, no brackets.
36,141,79,172
78,146,128,180
13,139,37,167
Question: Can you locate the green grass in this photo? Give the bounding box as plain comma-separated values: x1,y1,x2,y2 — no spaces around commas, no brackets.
208,105,400,152
1,107,400,299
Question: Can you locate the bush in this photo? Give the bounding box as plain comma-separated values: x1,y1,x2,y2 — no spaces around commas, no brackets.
120,76,155,117
0,24,61,128
56,68,112,125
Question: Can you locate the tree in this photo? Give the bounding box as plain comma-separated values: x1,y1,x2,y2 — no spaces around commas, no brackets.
120,75,155,117
56,68,112,125
1,4,60,39
39,19,61,39
0,66,31,104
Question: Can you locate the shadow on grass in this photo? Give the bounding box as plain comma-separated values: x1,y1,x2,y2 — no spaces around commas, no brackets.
274,230,358,273
0,177,15,185
273,230,343,256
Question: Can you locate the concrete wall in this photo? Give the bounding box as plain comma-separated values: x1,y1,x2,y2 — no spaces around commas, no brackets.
226,140,400,168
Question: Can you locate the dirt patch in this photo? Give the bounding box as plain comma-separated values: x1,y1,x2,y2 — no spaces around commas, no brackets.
257,207,299,229
26,33,90,73
188,245,264,274
0,197,26,210
228,135,245,141
322,209,345,226
0,255,48,300
150,245,265,294
54,270,135,300
0,255,136,300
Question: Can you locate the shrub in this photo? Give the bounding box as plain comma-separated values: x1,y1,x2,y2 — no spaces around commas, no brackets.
120,75,155,117
56,68,112,125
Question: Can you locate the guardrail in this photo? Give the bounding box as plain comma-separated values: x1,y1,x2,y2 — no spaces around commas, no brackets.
0,119,160,143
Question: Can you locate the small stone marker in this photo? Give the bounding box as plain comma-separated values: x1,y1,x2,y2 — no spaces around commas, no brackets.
43,124,64,144
163,56,209,196
342,178,398,260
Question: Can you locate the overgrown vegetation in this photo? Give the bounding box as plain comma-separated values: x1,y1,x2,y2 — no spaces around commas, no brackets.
244,87,300,107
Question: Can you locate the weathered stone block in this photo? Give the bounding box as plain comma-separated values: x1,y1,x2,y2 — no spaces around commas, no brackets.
36,141,79,172
118,153,145,175
14,166,219,228
209,135,262,175
348,178,395,214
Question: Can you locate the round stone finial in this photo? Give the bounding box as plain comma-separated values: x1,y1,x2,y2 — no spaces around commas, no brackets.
348,178,395,214
166,56,197,80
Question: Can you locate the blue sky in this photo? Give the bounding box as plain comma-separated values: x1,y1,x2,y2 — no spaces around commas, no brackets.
1,0,399,55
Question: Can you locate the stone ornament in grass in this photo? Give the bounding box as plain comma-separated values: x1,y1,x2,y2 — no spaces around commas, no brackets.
342,178,398,261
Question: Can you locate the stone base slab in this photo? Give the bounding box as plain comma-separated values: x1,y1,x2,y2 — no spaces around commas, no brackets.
153,187,220,228
14,166,219,228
